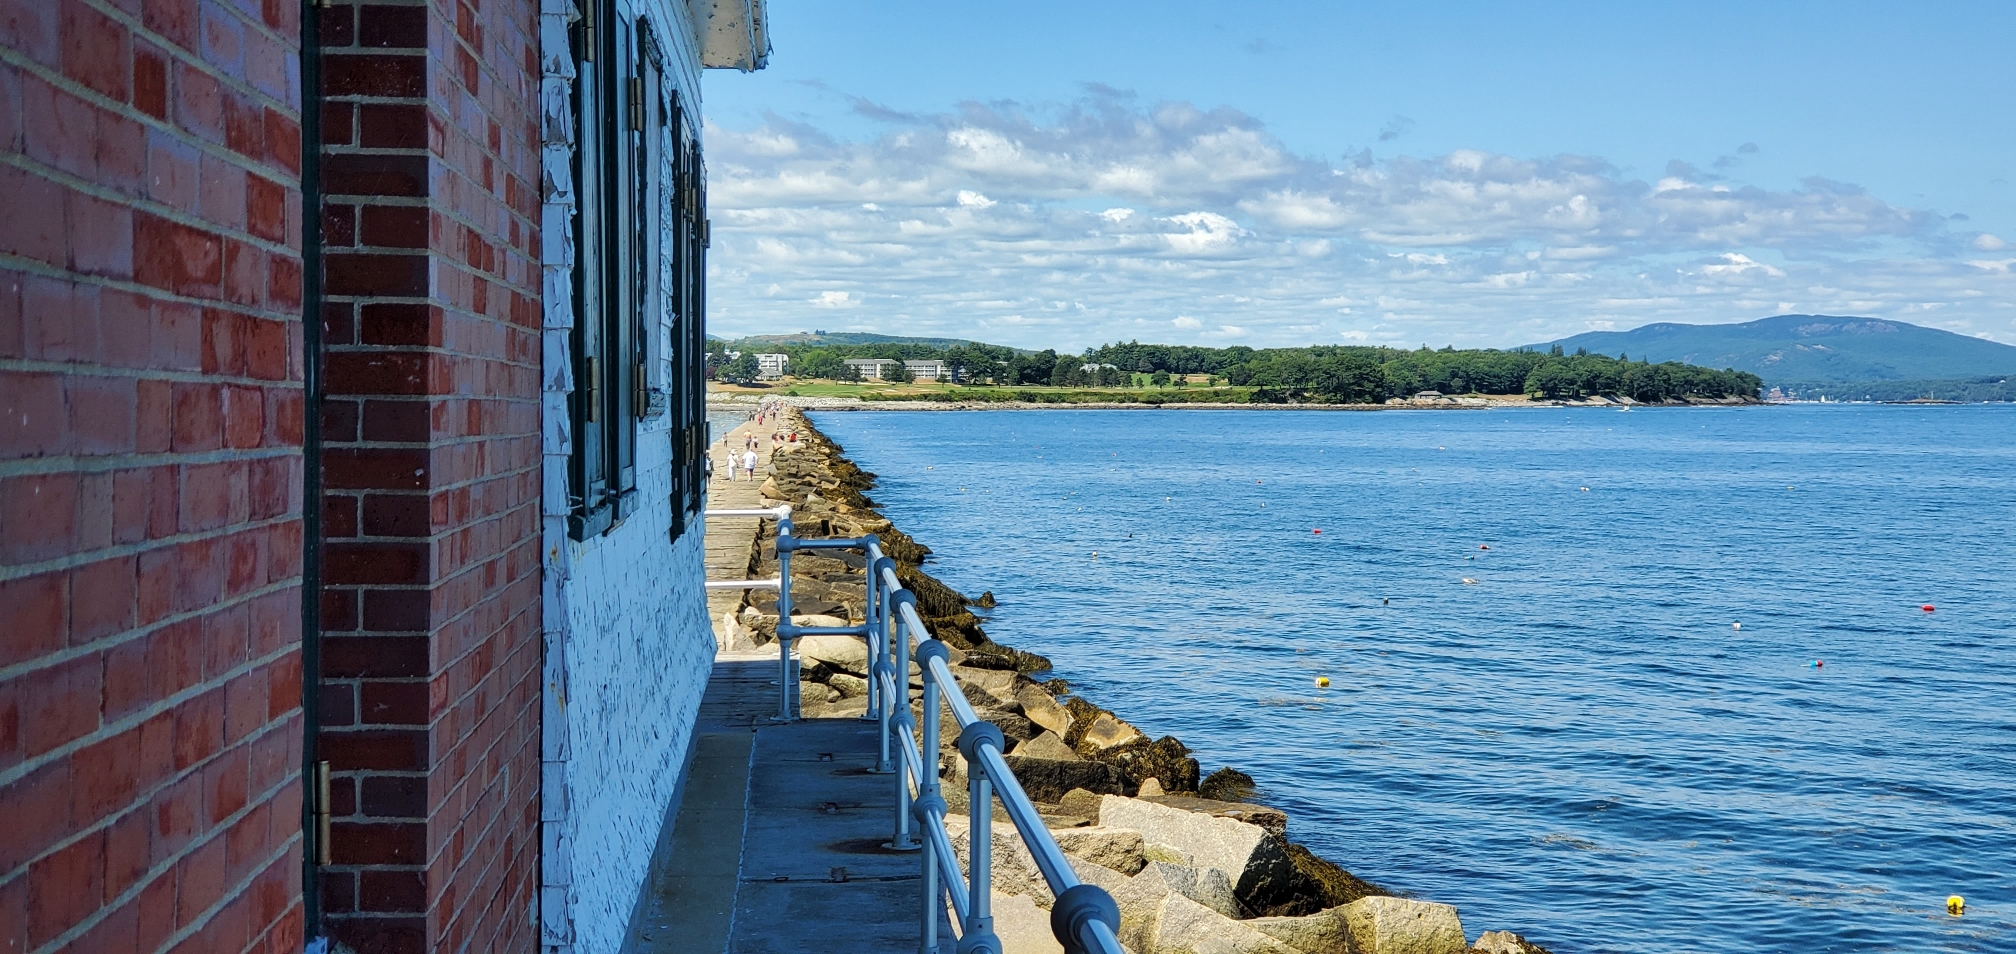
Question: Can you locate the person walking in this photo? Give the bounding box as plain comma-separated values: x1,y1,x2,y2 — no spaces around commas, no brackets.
741,447,759,484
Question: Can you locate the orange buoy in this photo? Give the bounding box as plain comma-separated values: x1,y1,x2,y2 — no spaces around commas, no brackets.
1922,604,1935,612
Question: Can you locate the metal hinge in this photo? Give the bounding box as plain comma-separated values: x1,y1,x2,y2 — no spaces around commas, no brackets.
580,1,595,61
628,77,645,130
635,360,648,417
312,761,332,865
585,356,600,422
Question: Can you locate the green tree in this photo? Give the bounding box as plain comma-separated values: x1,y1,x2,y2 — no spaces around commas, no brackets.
1051,356,1087,387
720,353,760,384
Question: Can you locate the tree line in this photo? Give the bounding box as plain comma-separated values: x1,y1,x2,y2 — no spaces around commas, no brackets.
708,338,1762,403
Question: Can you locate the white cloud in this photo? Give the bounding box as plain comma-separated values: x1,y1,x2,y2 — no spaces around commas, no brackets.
1698,253,1788,279
1172,316,1202,329
702,96,2014,348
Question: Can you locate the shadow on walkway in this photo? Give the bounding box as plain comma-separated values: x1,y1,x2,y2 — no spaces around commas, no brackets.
624,655,949,954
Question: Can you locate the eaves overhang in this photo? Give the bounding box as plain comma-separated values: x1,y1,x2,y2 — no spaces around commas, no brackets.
691,0,771,71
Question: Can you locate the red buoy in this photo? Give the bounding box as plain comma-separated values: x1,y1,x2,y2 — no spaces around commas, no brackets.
1921,604,1935,612
1312,528,1322,534
1479,544,1490,550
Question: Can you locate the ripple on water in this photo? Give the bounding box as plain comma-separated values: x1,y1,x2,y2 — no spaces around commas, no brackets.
812,405,2016,953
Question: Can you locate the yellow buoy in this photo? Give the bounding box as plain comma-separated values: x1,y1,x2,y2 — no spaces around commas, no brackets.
1315,677,1330,688
1947,895,1964,916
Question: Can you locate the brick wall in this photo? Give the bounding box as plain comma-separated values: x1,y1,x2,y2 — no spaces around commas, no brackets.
312,0,543,951
0,0,307,951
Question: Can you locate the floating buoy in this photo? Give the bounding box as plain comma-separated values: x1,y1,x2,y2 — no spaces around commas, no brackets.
1312,528,1322,534
1732,622,1741,630
1814,659,1824,668
1461,578,1479,585
1580,486,1590,492
1947,895,1965,916
1479,545,1490,550
1256,479,1263,484
1090,551,1098,557
1921,604,1935,612
1315,677,1330,688
1383,598,1390,605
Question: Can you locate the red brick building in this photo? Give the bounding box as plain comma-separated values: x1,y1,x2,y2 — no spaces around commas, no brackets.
0,0,766,950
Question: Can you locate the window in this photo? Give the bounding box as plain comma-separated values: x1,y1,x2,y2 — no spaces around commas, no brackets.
569,0,660,538
665,90,707,541
569,3,707,541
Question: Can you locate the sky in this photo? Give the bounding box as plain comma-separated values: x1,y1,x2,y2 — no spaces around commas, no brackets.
699,1,2016,351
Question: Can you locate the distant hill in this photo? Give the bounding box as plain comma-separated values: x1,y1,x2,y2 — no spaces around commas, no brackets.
717,331,1027,352
1527,316,2016,384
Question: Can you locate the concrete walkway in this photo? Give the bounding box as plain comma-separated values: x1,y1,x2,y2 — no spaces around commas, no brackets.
624,404,946,954
702,406,780,645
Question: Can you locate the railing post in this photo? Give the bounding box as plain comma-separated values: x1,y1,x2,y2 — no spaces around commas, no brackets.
870,584,894,774
957,722,1006,953
917,642,950,951
773,515,796,722
872,556,899,772
861,543,882,724
913,791,947,954
887,591,920,851
917,641,947,803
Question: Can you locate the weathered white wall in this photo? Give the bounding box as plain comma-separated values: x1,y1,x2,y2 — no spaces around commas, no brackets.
538,1,713,951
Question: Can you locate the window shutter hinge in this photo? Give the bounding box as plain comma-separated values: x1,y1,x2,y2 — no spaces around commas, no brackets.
585,356,600,422
312,761,332,866
581,2,596,61
635,361,648,417
629,77,644,130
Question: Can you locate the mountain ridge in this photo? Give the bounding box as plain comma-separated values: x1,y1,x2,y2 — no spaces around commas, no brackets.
1527,315,2016,384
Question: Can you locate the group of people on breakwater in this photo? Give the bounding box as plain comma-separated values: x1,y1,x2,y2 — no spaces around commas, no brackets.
718,403,798,481
708,401,1559,954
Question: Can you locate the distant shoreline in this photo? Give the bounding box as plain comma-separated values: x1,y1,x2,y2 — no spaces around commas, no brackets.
707,392,1761,412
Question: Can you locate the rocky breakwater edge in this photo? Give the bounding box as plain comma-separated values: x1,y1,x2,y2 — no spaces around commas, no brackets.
718,408,1554,954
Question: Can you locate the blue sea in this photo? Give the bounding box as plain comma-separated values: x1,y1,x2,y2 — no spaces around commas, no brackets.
810,404,2014,953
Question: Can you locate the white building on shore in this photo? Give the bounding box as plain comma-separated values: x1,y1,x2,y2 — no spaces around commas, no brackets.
844,357,901,380
757,353,790,380
905,359,950,381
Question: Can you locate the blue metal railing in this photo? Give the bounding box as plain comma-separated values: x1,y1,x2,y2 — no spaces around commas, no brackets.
710,514,1122,954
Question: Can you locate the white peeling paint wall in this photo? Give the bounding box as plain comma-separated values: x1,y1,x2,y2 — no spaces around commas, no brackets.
538,1,711,951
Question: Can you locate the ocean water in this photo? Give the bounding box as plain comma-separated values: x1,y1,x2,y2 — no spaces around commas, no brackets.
808,405,2015,953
